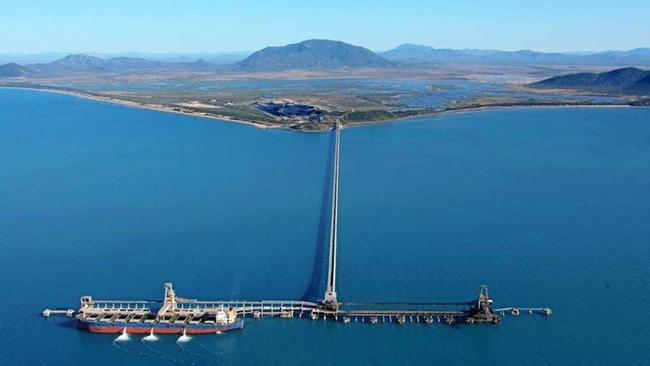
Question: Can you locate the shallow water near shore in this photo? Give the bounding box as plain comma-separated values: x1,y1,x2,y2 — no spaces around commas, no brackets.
1,88,649,365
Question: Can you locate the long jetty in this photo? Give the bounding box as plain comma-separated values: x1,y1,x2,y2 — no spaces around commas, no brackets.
44,121,551,326
44,287,551,325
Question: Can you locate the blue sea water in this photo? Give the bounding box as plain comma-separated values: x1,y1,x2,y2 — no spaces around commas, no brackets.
1,88,649,365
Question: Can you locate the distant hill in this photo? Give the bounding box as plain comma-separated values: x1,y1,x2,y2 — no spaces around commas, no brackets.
380,44,501,63
530,67,650,95
8,54,216,76
381,44,650,66
52,54,106,69
237,39,394,71
26,54,109,74
26,54,108,74
0,52,250,65
0,62,31,77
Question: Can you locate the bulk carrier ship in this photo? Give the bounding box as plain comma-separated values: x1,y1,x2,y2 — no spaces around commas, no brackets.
75,283,244,334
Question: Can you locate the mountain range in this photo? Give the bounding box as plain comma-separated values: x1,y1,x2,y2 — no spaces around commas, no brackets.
22,54,214,75
530,67,650,94
2,40,650,77
380,44,650,66
0,51,249,65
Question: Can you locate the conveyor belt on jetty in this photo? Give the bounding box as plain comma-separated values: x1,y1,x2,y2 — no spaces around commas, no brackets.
44,284,551,325
44,121,551,329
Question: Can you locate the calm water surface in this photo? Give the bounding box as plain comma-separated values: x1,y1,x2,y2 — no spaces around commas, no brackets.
1,88,649,365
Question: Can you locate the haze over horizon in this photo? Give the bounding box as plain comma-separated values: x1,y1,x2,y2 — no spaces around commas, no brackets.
2,0,649,54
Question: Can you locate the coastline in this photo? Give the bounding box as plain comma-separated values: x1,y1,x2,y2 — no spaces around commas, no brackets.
342,103,634,129
0,85,276,130
1,85,637,131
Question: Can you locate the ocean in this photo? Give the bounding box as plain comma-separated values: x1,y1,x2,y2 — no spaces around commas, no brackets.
1,88,648,365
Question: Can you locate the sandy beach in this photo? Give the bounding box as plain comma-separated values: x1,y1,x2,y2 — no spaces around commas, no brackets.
0,85,276,130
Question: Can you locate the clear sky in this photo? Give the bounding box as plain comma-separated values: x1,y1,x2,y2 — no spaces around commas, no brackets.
2,0,649,53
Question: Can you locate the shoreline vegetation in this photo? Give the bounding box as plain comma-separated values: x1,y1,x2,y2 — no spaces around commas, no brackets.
1,83,643,131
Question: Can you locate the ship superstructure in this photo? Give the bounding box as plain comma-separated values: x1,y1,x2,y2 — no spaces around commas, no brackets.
75,283,243,334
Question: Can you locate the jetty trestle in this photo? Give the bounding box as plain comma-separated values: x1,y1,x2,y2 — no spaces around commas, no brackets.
323,120,341,310
43,119,552,331
45,284,550,325
44,283,550,328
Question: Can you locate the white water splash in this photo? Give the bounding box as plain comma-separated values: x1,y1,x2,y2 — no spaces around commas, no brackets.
142,329,158,342
176,329,191,343
114,328,130,342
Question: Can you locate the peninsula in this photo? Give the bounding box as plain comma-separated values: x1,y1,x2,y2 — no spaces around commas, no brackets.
2,40,649,130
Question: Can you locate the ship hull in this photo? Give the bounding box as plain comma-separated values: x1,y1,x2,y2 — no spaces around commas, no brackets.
78,319,244,334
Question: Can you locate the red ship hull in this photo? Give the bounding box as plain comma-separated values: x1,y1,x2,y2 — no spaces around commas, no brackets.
78,319,244,334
